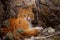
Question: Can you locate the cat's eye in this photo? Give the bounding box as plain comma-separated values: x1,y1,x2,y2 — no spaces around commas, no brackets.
23,15,26,17
28,14,30,16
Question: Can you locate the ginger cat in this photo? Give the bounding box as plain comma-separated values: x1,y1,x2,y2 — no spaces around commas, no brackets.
9,7,39,37
1,7,39,38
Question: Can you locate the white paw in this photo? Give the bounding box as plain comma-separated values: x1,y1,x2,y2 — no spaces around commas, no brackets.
32,26,43,32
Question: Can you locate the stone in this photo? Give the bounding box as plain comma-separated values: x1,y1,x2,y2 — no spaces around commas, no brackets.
47,27,55,34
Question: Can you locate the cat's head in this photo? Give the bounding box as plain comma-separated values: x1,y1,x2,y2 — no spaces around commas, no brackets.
17,7,34,22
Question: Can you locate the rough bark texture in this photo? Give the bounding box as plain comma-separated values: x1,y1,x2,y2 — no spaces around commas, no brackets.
33,0,60,29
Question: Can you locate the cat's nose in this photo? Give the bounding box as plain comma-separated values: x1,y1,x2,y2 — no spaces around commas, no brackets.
27,17,32,22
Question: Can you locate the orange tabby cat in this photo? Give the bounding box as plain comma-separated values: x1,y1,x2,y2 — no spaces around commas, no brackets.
9,7,39,37
1,7,39,37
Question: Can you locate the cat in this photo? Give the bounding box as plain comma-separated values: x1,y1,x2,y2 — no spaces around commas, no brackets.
9,7,40,37
0,7,40,38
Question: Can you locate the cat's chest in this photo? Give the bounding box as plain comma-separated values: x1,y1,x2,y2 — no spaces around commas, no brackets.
18,18,33,28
